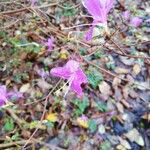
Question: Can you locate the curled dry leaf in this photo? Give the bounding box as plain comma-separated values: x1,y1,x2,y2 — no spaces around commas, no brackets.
113,77,121,87
116,102,124,113
19,83,30,93
118,137,131,149
132,64,141,75
99,81,111,96
37,79,52,91
115,67,129,74
125,128,144,146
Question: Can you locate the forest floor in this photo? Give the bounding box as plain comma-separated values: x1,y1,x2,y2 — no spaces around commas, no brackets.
0,0,150,150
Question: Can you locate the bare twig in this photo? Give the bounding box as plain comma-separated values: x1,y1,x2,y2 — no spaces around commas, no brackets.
1,3,58,15
22,79,62,149
0,138,65,150
83,58,128,82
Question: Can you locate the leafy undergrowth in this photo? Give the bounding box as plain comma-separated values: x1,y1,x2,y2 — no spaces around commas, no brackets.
0,0,150,150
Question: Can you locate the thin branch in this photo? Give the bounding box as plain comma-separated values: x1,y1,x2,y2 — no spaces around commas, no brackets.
22,79,62,149
83,58,128,82
1,3,58,15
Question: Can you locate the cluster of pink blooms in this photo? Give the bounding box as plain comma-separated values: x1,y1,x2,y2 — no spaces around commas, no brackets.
44,36,55,51
1,0,145,107
122,10,143,27
0,85,23,106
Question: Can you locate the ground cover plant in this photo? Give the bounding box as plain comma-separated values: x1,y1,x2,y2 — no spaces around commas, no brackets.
0,0,150,149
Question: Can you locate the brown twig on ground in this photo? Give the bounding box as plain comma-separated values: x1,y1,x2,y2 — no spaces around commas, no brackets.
0,138,65,150
0,3,58,15
83,58,129,82
110,39,127,55
0,140,33,149
33,139,66,150
22,79,62,149
104,45,150,59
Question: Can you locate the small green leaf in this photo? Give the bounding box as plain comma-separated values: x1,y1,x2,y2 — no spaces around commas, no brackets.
86,67,103,89
106,55,115,70
100,140,111,150
72,97,89,117
45,121,54,128
79,47,87,55
94,51,105,58
63,3,77,17
11,132,20,141
4,118,14,132
95,102,108,112
88,119,97,132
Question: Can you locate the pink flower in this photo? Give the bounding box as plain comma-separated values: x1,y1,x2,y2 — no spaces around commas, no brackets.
0,85,23,106
45,37,55,51
0,85,7,106
83,0,114,23
122,10,130,20
130,17,143,27
50,60,87,97
7,91,23,100
37,69,49,79
30,0,37,6
83,0,114,40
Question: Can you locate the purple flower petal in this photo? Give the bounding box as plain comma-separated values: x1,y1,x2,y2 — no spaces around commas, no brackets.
50,60,87,96
45,36,55,51
83,0,103,21
83,0,114,41
7,91,23,100
105,0,114,13
31,0,37,6
71,69,88,97
37,69,49,79
50,67,71,79
122,10,130,20
50,60,80,79
130,17,143,27
85,25,94,41
0,85,7,106
83,0,114,23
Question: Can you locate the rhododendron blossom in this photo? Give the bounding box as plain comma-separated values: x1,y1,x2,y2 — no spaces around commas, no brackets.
130,17,143,27
37,69,50,79
83,0,114,40
122,10,130,20
122,11,143,27
30,0,37,6
0,85,23,106
50,60,87,97
0,85,7,106
45,37,55,51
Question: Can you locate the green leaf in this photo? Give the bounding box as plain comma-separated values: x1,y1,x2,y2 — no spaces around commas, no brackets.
4,118,15,132
45,121,54,128
11,132,20,141
106,55,115,70
29,121,39,129
88,119,97,133
100,140,111,150
86,67,103,89
72,97,89,117
63,3,77,17
79,47,87,55
94,51,105,59
95,102,108,112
